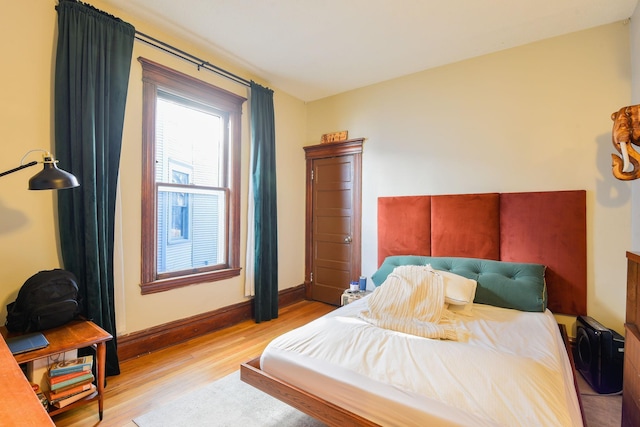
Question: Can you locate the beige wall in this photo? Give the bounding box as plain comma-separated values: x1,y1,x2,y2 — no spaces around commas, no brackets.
306,23,632,334
0,1,307,335
0,2,632,337
0,2,66,321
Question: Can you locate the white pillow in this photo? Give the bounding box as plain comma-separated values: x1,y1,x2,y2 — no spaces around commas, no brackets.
426,265,477,313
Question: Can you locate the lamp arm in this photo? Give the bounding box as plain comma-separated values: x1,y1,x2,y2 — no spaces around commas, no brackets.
0,161,38,178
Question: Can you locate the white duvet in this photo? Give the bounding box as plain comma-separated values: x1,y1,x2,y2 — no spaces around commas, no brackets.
260,298,583,426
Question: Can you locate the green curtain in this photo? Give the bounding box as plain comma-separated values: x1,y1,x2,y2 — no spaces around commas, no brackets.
54,0,134,376
250,82,279,322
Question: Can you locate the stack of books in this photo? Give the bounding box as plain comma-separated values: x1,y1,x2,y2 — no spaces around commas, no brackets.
45,355,96,409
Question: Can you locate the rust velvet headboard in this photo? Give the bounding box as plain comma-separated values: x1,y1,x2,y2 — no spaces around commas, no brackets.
377,190,587,316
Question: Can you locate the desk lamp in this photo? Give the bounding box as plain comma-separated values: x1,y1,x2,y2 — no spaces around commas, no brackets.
0,150,79,190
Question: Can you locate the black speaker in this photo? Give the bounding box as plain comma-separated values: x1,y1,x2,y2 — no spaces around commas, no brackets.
574,315,624,394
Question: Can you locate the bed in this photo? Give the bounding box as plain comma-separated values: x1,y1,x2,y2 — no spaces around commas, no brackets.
241,190,587,426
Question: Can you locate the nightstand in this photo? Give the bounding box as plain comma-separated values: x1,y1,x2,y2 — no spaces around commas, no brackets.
341,289,372,306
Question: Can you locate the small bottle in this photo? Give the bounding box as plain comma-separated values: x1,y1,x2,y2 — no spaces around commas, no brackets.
359,276,367,291
349,281,359,292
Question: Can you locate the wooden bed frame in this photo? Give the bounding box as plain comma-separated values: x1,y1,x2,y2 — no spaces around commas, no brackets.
240,357,379,426
240,190,587,425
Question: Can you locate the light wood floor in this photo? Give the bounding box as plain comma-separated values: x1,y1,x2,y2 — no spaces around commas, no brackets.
52,300,335,427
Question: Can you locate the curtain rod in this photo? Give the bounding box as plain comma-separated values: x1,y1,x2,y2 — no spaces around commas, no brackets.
134,30,252,88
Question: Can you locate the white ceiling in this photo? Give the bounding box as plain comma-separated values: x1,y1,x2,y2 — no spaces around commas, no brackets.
102,0,638,101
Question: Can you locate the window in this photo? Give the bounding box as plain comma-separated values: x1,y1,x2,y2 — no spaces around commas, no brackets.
139,58,246,294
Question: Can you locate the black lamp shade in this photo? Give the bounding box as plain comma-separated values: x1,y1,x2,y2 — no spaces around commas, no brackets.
28,162,79,190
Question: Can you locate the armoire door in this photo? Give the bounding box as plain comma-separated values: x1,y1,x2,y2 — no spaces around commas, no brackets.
304,139,363,305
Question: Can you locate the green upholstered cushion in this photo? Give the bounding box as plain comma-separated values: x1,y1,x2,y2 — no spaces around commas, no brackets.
371,256,547,312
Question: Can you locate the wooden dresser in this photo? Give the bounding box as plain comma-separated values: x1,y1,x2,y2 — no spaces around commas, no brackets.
623,251,640,426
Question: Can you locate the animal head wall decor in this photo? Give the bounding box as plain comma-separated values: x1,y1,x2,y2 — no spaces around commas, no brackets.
611,104,640,180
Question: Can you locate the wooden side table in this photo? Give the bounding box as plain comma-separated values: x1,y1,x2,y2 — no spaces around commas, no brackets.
1,320,112,420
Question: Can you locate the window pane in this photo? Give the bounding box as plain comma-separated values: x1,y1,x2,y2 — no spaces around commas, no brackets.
155,93,226,275
169,170,190,241
156,94,222,187
157,186,227,274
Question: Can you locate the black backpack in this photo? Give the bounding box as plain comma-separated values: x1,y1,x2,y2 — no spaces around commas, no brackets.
5,269,82,333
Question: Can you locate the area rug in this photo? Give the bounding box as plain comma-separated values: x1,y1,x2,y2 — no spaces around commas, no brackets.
132,371,326,427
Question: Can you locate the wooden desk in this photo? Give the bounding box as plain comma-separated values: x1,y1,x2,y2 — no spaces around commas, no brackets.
1,320,112,421
0,335,54,426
